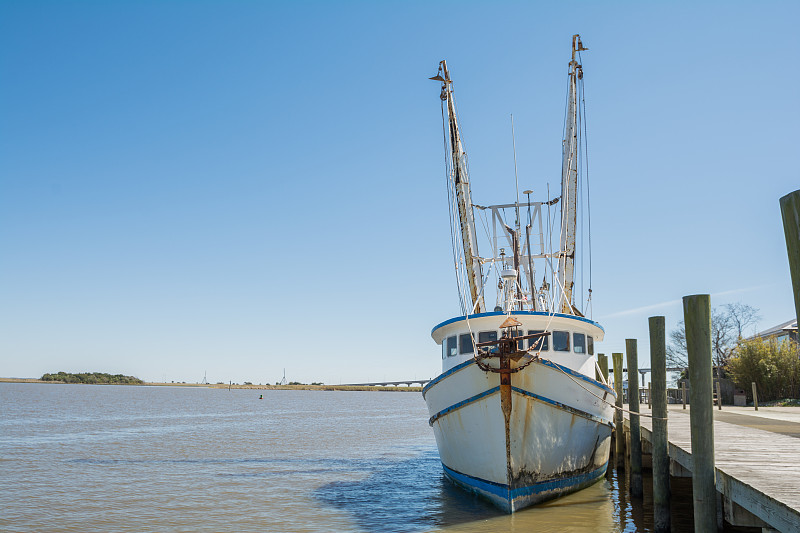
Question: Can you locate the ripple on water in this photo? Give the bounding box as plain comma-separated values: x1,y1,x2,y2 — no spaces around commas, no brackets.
1,384,691,532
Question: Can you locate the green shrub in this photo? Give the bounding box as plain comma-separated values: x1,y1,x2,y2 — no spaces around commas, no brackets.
40,371,143,385
727,338,800,402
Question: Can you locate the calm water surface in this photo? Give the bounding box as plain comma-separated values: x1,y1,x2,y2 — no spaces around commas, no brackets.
2,384,664,532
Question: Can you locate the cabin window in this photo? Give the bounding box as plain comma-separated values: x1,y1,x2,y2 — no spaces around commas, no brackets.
478,331,498,353
588,336,594,355
446,336,457,357
553,331,570,352
459,333,474,354
528,330,549,351
442,341,447,360
573,333,586,354
510,330,525,350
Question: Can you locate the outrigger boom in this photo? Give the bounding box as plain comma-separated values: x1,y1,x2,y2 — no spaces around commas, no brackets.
432,34,589,318
431,61,485,314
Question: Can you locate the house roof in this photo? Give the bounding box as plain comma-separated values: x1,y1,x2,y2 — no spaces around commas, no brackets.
752,319,798,339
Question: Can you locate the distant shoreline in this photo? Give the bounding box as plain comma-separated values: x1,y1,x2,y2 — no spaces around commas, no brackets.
0,378,422,392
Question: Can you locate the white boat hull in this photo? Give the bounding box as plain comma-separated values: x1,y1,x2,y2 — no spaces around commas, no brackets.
424,356,614,512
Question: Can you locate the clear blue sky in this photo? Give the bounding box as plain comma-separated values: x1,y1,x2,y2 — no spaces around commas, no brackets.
1,1,797,384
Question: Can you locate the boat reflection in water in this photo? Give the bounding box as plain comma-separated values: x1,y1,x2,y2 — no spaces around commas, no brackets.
314,447,621,533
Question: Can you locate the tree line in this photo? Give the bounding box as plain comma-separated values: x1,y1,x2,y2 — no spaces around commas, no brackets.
41,372,143,385
666,303,799,403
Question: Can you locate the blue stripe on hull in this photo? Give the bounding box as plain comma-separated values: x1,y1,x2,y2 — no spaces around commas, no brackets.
535,358,616,396
428,386,500,426
428,385,612,428
422,359,475,397
510,386,613,427
422,357,616,399
442,461,608,513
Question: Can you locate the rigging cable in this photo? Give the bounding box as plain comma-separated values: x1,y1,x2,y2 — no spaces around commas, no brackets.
546,183,553,312
511,114,521,233
543,359,667,420
557,66,577,315
453,84,484,314
476,207,501,308
441,98,466,315
579,49,593,318
577,68,584,314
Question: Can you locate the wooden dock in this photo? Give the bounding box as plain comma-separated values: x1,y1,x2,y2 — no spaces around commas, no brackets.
623,405,800,532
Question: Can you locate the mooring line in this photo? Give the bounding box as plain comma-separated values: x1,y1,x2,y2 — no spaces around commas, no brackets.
541,356,668,421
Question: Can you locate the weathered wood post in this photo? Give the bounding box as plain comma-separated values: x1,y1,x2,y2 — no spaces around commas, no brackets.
597,352,612,477
716,381,722,410
626,339,643,497
752,381,759,411
650,316,670,532
780,190,800,325
682,381,687,409
613,352,624,469
684,294,717,532
598,353,609,382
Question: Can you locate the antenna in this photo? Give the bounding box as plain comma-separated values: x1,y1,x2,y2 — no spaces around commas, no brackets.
511,114,521,234
524,189,536,311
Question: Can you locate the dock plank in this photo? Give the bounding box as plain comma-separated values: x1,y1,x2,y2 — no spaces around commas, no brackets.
629,406,800,531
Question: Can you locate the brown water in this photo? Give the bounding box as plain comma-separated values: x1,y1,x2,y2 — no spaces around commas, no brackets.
1,383,685,532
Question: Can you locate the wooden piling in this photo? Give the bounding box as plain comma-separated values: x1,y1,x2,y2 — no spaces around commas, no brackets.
684,294,717,533
682,381,687,409
613,352,624,469
752,381,759,411
598,353,609,383
716,381,722,410
626,339,643,498
780,190,800,325
649,316,670,532
599,352,611,478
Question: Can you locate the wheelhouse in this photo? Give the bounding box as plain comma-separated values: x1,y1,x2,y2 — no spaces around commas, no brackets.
432,311,604,377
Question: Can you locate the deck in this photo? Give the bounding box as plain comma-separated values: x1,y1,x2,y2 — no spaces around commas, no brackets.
625,405,800,531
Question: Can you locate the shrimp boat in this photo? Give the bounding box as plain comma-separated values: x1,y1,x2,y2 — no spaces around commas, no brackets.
423,35,615,513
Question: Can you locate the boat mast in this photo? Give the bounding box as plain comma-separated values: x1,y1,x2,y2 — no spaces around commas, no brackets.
433,61,485,314
557,35,586,315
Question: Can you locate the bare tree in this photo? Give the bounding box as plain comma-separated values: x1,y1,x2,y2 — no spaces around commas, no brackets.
666,302,761,373
711,306,735,370
724,302,761,338
666,325,687,368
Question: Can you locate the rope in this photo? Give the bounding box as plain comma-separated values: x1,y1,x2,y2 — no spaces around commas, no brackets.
541,356,668,420
594,360,608,386
468,340,667,422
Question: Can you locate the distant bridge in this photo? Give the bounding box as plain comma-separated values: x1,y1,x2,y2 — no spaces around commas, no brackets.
339,379,431,387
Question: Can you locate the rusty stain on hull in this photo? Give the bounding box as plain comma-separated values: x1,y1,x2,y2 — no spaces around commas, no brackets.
500,355,513,485
471,318,609,505
509,435,601,490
